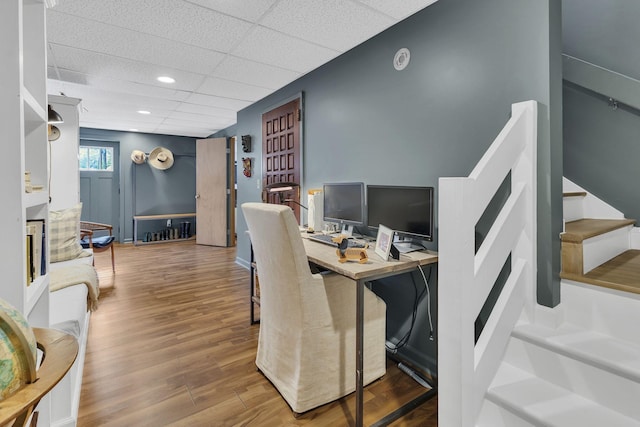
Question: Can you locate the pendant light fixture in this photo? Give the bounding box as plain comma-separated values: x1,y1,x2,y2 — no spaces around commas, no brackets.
48,104,64,124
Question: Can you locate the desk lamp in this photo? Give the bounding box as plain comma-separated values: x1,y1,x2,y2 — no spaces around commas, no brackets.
263,182,299,204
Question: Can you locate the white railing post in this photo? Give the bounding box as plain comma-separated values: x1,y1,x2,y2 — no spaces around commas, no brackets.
438,177,476,427
510,101,538,319
438,101,537,427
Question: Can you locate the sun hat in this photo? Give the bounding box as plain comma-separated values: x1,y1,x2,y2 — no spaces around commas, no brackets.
130,149,146,164
148,147,174,170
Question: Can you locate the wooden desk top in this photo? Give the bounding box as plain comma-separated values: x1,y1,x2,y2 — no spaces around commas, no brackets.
301,234,437,282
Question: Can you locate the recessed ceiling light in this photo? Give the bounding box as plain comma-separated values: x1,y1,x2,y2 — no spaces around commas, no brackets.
129,128,139,132
157,76,175,84
137,110,151,115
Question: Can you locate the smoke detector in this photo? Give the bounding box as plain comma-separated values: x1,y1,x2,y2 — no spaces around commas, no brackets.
393,48,411,71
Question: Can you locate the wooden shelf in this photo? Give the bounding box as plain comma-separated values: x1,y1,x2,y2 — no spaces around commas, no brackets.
0,328,78,426
25,275,49,316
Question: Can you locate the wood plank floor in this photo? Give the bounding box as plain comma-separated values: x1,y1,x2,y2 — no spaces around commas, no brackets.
78,241,437,426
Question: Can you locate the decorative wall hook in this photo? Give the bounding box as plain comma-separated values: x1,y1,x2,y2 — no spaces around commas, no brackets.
241,135,252,153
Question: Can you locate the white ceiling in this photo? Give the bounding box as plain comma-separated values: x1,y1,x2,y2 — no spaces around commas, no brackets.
46,0,438,138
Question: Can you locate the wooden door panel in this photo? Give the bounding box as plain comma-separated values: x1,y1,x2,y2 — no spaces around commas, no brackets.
196,137,228,246
262,99,301,221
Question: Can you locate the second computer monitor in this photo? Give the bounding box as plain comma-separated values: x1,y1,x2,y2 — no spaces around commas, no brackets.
323,182,365,236
367,185,434,241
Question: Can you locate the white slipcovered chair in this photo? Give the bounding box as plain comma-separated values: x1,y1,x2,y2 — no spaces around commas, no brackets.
242,202,386,414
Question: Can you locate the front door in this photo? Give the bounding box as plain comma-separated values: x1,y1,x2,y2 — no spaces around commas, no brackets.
79,140,120,240
196,137,232,246
262,98,302,222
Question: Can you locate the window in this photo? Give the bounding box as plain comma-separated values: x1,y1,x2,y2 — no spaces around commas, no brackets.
79,146,114,171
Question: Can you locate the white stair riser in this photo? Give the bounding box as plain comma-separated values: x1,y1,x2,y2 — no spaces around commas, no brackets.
563,177,624,220
631,227,640,250
504,338,640,420
582,226,632,273
562,281,640,345
477,399,537,427
563,197,584,223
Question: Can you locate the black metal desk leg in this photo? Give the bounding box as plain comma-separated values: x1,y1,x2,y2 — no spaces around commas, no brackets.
356,279,365,427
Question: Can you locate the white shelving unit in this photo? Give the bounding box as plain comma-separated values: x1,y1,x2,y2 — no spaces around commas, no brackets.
1,0,52,423
1,0,50,321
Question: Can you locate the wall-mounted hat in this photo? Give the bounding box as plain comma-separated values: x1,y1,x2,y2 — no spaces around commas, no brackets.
130,149,146,164
148,146,174,170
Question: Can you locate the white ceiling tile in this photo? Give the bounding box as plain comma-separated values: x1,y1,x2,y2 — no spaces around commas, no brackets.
212,56,301,90
48,73,192,103
357,0,438,20
80,108,166,126
185,93,252,111
47,10,226,75
165,112,233,129
185,0,278,22
175,102,237,120
197,77,272,101
51,85,183,115
232,26,339,73
260,0,394,51
160,117,222,129
51,0,252,52
154,124,217,138
46,0,438,136
49,44,206,92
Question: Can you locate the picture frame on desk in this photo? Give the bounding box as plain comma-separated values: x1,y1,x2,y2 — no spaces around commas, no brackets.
374,224,394,261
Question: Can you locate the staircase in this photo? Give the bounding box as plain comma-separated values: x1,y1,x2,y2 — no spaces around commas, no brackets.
477,179,640,426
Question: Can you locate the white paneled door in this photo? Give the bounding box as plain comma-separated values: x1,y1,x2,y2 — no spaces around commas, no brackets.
196,137,234,246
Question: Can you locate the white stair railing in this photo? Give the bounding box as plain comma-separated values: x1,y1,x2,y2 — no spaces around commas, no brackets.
438,100,538,426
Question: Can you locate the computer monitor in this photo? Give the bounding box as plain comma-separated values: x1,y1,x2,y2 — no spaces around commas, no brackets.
323,182,365,236
367,185,434,242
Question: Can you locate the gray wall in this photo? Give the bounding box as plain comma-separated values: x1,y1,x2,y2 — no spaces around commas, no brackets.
80,128,197,241
563,84,640,221
562,0,640,221
563,0,640,82
231,0,562,376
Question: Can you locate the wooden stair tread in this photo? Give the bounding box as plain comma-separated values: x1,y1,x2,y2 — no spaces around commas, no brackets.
561,249,640,295
561,218,636,243
563,191,587,198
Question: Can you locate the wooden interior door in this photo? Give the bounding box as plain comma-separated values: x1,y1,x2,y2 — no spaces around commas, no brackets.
262,99,302,222
196,137,230,246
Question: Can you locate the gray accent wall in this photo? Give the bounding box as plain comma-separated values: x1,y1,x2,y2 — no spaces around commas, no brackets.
80,128,197,242
231,0,562,376
562,0,640,223
563,83,640,221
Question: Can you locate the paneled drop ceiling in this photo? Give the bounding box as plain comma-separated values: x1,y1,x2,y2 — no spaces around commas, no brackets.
47,0,438,137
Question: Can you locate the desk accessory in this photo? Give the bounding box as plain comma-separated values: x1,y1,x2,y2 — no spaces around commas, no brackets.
374,224,394,261
333,235,369,264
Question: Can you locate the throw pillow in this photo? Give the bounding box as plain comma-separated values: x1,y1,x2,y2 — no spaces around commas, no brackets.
49,203,90,263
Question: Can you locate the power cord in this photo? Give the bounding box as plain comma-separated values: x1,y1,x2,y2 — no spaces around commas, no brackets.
384,265,434,354
417,264,434,340
385,271,425,353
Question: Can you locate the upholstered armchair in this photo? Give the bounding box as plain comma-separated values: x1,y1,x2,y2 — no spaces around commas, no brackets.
241,202,386,414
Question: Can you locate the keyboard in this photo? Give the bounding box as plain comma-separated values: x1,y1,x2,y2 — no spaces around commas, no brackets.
308,234,368,248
